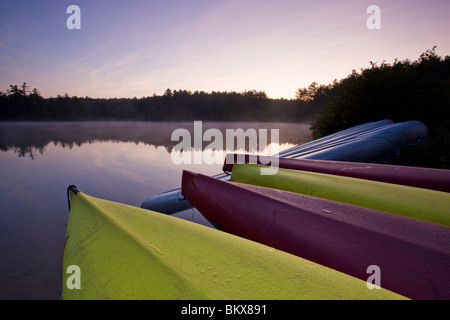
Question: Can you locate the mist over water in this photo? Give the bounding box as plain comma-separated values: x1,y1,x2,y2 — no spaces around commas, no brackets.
0,121,312,299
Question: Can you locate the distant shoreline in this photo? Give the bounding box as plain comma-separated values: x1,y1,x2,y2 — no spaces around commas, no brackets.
1,88,321,123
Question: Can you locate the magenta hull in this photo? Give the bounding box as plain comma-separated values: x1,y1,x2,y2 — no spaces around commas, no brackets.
223,154,450,193
181,170,450,300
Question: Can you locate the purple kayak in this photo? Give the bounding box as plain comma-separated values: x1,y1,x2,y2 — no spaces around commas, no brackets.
182,170,450,300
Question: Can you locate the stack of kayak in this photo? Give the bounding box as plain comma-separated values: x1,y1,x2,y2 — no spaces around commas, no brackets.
182,159,450,300
222,156,450,226
141,119,429,214
62,119,450,300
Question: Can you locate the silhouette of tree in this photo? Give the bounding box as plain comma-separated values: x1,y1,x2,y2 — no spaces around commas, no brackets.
306,47,450,168
0,85,312,122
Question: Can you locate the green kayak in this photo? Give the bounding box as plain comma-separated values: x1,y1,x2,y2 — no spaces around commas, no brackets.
230,164,450,227
62,186,406,300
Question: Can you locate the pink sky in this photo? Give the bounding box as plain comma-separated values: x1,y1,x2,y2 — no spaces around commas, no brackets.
1,0,449,99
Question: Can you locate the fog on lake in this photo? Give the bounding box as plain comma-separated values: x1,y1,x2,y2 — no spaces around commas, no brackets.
0,121,312,299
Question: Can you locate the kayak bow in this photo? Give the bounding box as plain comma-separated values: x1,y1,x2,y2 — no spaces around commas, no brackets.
63,186,406,300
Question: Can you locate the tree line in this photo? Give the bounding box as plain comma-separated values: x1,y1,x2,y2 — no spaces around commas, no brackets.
0,86,319,123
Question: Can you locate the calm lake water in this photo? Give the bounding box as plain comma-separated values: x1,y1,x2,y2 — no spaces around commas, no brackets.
0,121,312,300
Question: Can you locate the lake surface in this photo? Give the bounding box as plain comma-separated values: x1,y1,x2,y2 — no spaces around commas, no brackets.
0,121,313,300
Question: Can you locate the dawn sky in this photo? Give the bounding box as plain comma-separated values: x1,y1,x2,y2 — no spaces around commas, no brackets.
1,0,449,99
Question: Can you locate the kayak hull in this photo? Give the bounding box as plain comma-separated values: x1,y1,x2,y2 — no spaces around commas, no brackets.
63,187,405,300
278,120,427,160
181,171,450,300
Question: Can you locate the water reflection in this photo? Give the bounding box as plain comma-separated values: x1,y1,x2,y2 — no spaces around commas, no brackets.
0,121,312,300
0,121,312,159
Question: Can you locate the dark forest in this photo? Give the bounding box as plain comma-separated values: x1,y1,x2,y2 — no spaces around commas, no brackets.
0,87,320,123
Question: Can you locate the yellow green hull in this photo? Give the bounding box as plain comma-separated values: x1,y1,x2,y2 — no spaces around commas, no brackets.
62,187,406,300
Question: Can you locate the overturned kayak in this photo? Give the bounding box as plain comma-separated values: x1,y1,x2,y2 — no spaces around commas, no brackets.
62,186,405,300
181,171,450,300
294,121,428,163
277,119,395,158
277,120,427,162
223,154,450,193
230,164,450,227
